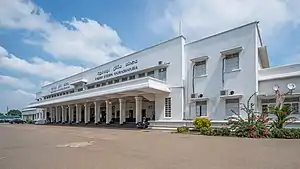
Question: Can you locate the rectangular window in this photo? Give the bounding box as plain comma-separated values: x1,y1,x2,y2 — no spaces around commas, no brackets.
138,73,145,78
225,98,239,117
70,90,74,93
96,84,100,87
129,75,135,80
147,71,155,78
165,97,171,118
87,85,94,89
101,82,106,86
196,101,207,117
262,97,299,114
224,53,239,72
107,80,113,85
158,68,167,81
194,61,206,77
114,79,119,83
122,77,128,82
77,88,83,92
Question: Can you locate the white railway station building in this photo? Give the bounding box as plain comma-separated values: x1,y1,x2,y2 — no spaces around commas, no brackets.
26,21,300,128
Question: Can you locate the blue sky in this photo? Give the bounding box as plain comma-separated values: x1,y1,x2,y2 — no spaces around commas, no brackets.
0,0,300,112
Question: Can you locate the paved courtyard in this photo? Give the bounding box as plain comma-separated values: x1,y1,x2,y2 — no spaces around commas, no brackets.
1,124,300,169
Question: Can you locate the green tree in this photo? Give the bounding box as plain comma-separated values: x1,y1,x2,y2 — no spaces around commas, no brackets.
6,109,22,117
0,113,4,116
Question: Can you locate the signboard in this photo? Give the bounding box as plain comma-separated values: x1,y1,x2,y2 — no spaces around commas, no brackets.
95,60,138,81
50,82,71,93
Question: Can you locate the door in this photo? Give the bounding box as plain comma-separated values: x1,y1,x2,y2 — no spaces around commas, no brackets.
142,109,146,118
128,110,134,122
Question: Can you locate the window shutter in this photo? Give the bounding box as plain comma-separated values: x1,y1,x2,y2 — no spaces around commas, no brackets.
225,99,239,116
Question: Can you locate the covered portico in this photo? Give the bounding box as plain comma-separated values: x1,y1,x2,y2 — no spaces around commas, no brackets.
28,77,169,125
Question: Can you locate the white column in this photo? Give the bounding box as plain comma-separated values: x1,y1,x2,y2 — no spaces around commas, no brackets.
87,104,90,123
56,107,59,122
135,96,143,123
119,99,126,124
94,101,99,124
68,105,72,123
84,103,88,124
78,104,82,123
106,101,110,124
50,107,53,122
61,106,65,123
75,104,79,123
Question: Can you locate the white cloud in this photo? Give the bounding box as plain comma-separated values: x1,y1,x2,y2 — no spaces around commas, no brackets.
0,89,35,112
0,0,133,65
0,75,35,90
0,45,85,80
152,0,300,41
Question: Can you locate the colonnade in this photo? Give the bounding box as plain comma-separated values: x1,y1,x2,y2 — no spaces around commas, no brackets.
41,96,144,124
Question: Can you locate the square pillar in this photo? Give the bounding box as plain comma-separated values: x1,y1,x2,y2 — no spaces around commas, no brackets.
135,96,143,123
119,99,126,124
84,103,88,124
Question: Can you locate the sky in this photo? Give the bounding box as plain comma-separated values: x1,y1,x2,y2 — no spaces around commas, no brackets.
1,0,300,113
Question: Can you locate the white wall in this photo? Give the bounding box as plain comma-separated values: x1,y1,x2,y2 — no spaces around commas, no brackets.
35,36,185,121
259,77,300,95
185,23,258,120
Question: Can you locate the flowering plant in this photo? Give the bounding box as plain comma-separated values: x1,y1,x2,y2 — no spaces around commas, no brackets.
226,93,271,138
268,105,298,129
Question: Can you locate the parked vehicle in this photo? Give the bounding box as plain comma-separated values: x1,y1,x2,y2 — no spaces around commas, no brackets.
9,119,26,124
35,119,46,125
136,117,149,129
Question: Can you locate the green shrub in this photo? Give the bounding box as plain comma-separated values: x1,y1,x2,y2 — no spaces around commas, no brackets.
268,106,298,129
212,127,231,136
193,117,211,129
177,126,189,133
271,128,300,139
199,127,212,135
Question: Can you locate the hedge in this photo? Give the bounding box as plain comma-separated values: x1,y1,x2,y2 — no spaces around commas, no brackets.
177,127,300,139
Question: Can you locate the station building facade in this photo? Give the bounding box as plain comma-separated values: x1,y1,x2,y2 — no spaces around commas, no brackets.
26,22,300,128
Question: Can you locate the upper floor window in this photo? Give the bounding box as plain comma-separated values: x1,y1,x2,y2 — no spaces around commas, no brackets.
224,53,239,72
108,80,113,85
114,79,119,83
158,68,167,81
77,88,83,92
138,73,145,78
129,75,135,80
96,84,100,87
194,61,206,77
101,82,106,86
122,77,128,82
87,85,94,89
147,71,155,78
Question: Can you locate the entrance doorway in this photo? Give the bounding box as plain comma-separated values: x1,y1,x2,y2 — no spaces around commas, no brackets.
90,107,95,123
127,110,134,123
100,107,106,123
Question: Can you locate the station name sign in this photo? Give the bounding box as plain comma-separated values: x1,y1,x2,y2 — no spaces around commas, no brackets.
95,60,138,81
50,82,70,93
